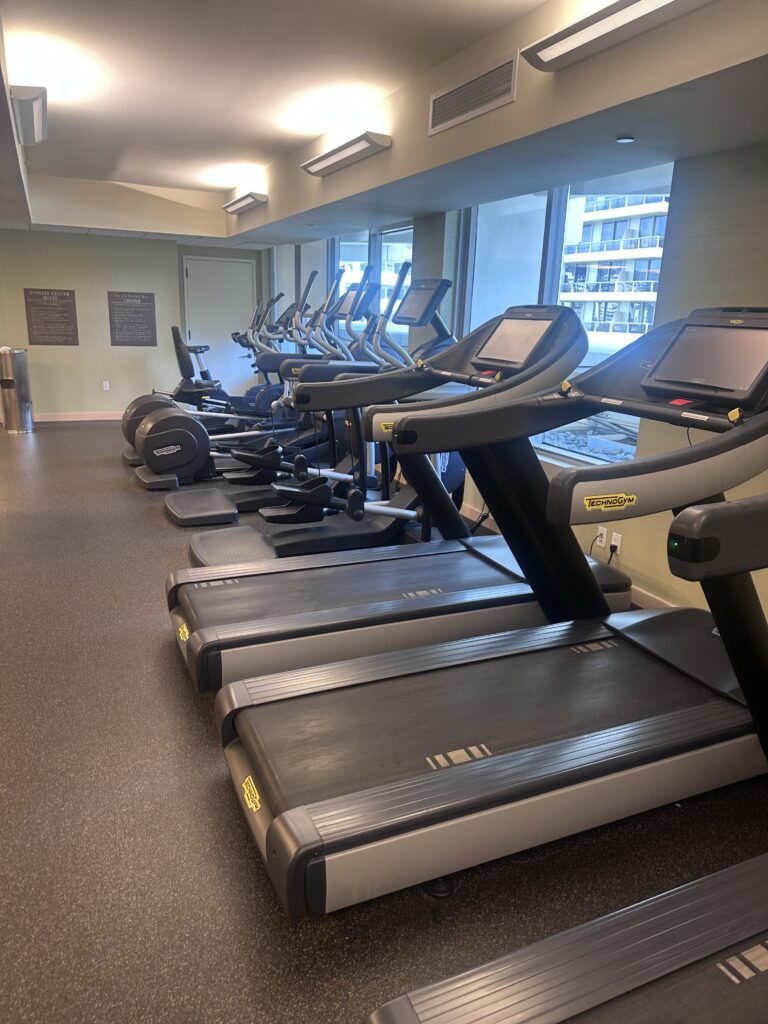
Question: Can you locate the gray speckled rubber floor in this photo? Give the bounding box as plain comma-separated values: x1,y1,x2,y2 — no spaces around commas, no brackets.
2,422,768,1024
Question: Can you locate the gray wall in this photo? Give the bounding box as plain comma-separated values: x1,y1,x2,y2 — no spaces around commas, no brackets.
572,140,768,606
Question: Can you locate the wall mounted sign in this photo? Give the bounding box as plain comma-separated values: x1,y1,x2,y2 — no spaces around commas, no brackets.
24,288,79,346
108,291,157,347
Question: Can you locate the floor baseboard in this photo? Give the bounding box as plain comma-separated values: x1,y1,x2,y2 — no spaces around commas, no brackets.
34,412,123,422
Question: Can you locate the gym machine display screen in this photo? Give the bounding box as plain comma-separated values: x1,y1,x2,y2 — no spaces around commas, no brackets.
393,279,451,326
644,323,768,405
473,316,553,370
336,285,359,318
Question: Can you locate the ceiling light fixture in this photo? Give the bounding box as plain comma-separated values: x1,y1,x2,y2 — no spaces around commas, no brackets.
10,86,48,145
301,132,392,177
521,0,715,71
616,135,636,143
222,192,268,215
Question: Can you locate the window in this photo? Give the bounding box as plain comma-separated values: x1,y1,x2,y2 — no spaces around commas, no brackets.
469,192,548,330
378,226,413,343
533,163,673,464
337,230,369,293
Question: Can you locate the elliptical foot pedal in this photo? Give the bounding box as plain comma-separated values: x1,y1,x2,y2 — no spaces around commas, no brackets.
122,444,143,467
165,488,239,526
189,525,276,566
259,502,325,524
222,467,276,486
135,465,179,491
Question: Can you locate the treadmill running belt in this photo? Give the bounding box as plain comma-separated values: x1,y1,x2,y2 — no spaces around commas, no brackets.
236,637,728,816
179,550,520,631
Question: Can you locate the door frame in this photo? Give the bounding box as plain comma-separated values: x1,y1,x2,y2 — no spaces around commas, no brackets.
182,255,258,342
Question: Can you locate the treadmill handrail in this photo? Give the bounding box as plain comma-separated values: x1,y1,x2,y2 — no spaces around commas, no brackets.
293,364,444,410
669,493,768,580
293,360,381,383
547,409,768,526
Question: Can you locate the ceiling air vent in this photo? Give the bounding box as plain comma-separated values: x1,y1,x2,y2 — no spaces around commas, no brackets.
429,56,517,136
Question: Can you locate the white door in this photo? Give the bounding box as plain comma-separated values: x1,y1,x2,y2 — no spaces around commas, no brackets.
183,256,257,394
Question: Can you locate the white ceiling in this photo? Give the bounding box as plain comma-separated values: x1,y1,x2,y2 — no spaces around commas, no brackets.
229,57,768,242
1,0,545,191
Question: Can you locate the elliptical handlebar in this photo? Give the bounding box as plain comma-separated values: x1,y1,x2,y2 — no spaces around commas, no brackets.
374,262,414,368
382,261,412,320
350,265,374,318
256,292,284,330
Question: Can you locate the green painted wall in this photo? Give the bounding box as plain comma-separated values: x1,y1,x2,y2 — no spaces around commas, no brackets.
0,230,265,417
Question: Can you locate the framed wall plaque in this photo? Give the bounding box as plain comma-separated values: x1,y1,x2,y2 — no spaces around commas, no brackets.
108,291,157,347
24,288,79,346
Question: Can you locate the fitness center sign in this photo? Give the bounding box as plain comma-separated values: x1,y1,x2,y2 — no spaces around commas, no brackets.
24,288,79,346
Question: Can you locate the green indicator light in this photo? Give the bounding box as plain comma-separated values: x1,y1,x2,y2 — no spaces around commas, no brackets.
668,537,682,552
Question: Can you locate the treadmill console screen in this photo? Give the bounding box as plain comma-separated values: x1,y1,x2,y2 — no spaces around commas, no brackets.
644,324,768,403
473,317,552,370
392,279,452,327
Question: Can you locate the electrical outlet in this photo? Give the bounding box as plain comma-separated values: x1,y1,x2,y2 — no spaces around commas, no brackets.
102,379,110,392
611,531,622,555
596,526,607,548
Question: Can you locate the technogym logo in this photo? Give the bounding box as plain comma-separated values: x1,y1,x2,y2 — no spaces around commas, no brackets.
241,775,261,813
153,444,182,457
583,493,637,512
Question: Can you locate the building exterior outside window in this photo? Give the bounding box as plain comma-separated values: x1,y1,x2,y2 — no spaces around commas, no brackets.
338,231,369,292
336,227,413,344
534,166,673,463
379,228,413,343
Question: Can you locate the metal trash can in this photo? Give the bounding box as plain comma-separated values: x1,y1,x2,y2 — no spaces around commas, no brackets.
0,347,35,433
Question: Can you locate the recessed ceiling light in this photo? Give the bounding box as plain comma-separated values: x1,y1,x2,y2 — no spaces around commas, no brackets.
616,135,636,144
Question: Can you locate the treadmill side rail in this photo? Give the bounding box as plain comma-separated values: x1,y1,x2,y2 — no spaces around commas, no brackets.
317,732,764,916
303,703,757,853
367,998,420,1024
367,855,768,1024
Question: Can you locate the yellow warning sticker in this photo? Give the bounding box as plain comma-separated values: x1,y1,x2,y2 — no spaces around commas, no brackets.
380,422,394,432
583,493,637,513
242,775,261,813
291,367,301,375
178,622,190,643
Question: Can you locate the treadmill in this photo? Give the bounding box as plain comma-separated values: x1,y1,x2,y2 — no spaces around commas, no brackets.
166,305,631,690
369,490,768,1024
214,306,768,919
185,272,463,566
